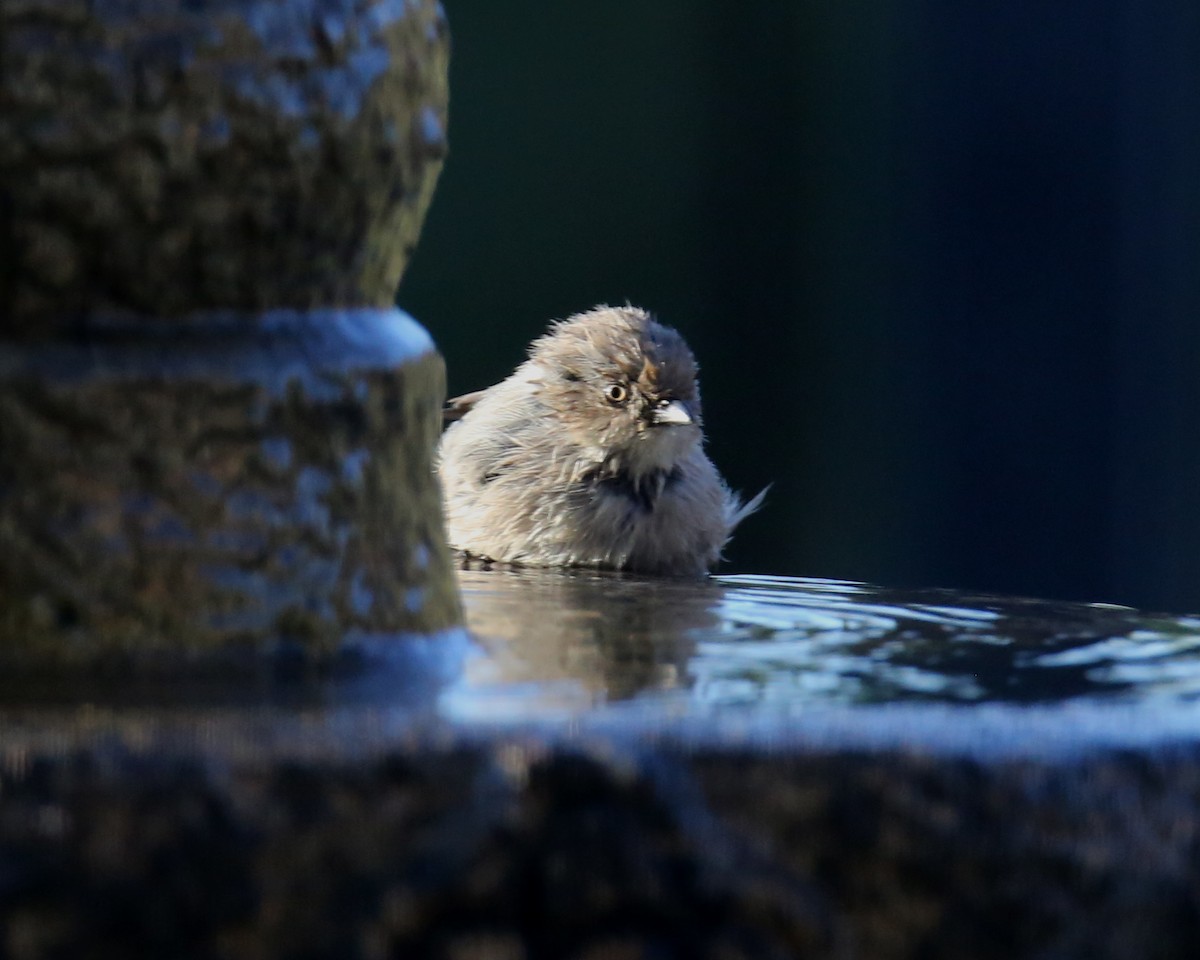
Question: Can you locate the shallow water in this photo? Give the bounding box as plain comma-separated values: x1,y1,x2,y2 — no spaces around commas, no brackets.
444,567,1200,721
3,567,1200,759
6,564,1200,753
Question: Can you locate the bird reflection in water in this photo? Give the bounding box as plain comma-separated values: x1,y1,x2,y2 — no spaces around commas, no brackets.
450,564,725,714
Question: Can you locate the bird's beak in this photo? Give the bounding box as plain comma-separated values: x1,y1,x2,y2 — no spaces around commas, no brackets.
651,399,695,427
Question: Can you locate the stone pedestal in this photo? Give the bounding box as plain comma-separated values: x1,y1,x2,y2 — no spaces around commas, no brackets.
1,0,449,322
0,0,459,667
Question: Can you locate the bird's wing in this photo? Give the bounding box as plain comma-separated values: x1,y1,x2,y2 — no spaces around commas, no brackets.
443,389,490,423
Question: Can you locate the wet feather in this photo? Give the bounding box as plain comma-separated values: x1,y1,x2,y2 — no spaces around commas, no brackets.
436,305,763,577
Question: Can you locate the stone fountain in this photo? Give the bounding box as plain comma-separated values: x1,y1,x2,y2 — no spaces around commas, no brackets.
3,3,1200,958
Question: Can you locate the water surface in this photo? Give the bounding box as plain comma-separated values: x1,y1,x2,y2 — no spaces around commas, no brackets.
445,568,1200,722
4,568,1200,759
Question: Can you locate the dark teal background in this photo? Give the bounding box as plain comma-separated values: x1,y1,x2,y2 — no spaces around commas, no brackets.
400,2,1200,613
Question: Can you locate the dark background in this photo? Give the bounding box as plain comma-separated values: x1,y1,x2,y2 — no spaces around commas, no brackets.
399,2,1200,613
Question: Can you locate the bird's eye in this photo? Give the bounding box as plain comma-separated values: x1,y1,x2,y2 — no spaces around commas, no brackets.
605,383,629,404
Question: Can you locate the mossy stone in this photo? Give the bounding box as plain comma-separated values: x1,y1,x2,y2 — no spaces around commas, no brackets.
0,0,458,673
0,0,450,329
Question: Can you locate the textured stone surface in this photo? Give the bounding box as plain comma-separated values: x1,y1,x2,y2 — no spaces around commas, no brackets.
2,565,1200,955
0,714,1198,959
0,0,449,329
0,723,831,960
0,0,458,663
0,309,460,672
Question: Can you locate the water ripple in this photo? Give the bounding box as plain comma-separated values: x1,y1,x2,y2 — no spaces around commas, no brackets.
450,569,1200,719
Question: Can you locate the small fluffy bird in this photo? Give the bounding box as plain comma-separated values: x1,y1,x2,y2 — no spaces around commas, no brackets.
436,305,762,577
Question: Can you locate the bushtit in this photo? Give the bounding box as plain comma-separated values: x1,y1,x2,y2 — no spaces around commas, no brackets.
437,305,763,577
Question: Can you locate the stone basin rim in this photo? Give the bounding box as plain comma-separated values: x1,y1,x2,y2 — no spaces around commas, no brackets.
2,698,1199,765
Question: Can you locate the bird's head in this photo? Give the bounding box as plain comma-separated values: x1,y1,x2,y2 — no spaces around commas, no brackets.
530,306,704,477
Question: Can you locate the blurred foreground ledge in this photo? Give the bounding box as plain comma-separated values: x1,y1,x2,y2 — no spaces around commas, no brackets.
3,569,1200,958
